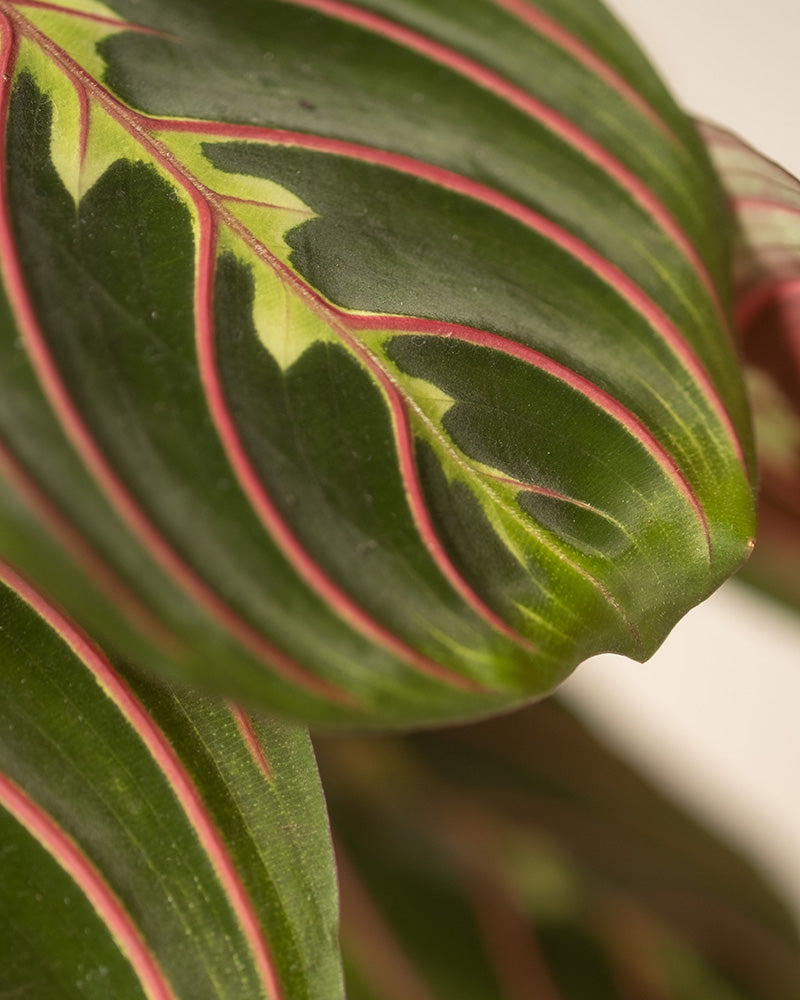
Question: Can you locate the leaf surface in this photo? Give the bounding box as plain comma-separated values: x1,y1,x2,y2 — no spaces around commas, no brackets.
0,560,343,1000
701,122,800,608
0,0,755,724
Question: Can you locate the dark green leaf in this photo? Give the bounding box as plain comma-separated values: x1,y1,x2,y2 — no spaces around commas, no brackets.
0,560,343,1000
0,1,755,724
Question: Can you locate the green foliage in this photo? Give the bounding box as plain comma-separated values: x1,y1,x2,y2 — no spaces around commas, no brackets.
0,0,754,726
0,0,796,997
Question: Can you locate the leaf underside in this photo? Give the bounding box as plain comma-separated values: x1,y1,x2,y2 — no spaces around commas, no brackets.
0,0,755,726
701,122,800,609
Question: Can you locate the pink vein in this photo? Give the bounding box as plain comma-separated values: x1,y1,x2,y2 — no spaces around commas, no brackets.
0,434,179,649
699,120,800,192
157,118,746,472
0,11,354,707
63,66,91,167
194,209,502,683
734,195,800,220
351,317,711,556
0,771,178,1000
0,559,285,1000
736,275,800,338
345,326,542,646
485,469,624,522
729,196,800,332
221,192,313,214
7,0,167,36
488,0,679,144
280,0,726,331
380,346,649,643
230,705,273,782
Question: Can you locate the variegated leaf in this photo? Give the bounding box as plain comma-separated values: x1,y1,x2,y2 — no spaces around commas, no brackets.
0,0,755,724
0,560,342,1000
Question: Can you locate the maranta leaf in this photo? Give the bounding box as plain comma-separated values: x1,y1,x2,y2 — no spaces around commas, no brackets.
0,0,755,724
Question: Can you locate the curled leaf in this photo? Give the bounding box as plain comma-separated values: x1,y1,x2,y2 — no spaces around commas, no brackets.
701,122,800,607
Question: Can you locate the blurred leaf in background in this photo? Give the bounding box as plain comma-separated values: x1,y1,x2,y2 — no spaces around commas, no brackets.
703,122,800,610
319,699,800,1000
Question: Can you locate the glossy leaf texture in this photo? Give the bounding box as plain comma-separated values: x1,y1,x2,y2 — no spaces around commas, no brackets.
701,123,800,608
0,561,343,1000
317,701,800,1000
0,0,755,726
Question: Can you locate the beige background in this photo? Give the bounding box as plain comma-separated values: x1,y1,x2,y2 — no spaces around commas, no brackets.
562,0,800,919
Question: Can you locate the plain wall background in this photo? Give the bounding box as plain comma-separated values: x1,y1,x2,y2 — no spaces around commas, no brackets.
562,0,800,919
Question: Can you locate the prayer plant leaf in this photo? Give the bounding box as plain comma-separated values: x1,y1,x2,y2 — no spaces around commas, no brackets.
700,122,800,609
317,700,800,1000
0,560,343,1000
0,0,755,726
